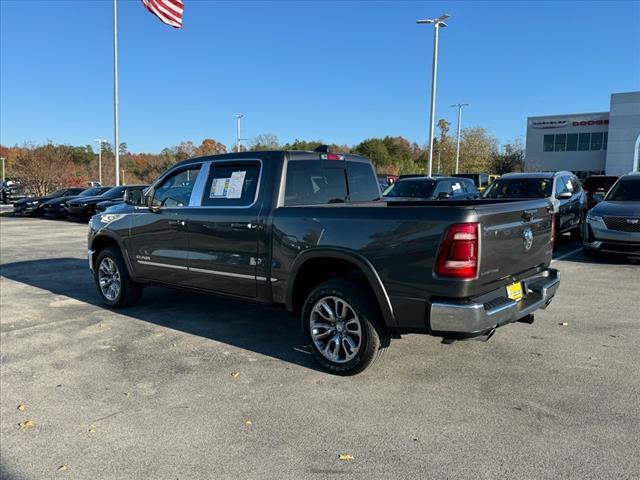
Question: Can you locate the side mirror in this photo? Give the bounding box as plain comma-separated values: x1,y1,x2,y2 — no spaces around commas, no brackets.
592,193,604,203
556,191,572,200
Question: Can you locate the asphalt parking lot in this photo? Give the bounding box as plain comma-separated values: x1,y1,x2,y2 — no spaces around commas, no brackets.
1,212,639,480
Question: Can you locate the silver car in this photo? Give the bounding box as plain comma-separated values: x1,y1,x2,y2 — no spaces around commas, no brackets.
583,173,640,256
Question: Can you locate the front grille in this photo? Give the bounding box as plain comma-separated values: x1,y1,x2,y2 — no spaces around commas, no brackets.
603,216,640,232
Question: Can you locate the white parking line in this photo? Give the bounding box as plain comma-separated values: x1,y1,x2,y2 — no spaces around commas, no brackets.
552,247,583,263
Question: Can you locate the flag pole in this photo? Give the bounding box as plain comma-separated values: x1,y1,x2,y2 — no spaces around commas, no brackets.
113,0,120,186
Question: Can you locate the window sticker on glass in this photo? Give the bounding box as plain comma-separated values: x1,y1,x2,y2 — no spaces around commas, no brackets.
210,178,230,198
226,171,247,199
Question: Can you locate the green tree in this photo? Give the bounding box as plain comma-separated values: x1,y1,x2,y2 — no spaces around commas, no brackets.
491,138,525,174
458,127,499,174
352,138,392,173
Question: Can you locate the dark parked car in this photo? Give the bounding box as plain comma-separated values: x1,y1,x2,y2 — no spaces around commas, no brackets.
13,188,85,216
88,149,559,375
1,180,25,204
95,185,148,213
583,174,640,257
66,185,144,220
483,171,587,246
453,173,491,192
582,175,619,209
383,176,479,201
41,186,112,218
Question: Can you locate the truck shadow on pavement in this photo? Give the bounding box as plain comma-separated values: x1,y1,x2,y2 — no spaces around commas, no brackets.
0,257,321,372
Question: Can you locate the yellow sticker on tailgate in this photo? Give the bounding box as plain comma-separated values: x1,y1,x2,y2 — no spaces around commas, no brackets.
506,282,523,301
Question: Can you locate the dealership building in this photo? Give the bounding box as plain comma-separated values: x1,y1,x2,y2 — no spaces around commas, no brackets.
525,91,640,177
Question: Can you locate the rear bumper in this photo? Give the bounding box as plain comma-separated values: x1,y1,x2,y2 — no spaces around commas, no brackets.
429,268,560,336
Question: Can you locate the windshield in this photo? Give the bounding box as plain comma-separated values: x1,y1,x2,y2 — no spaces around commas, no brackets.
79,187,104,197
583,176,618,191
101,186,126,199
48,189,67,197
383,179,435,198
605,178,640,201
483,178,553,199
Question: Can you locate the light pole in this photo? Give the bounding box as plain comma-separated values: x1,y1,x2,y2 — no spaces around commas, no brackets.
417,13,450,177
1,157,5,183
451,103,468,174
94,139,107,185
233,114,244,152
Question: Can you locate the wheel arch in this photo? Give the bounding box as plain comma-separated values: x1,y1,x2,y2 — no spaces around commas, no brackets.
285,248,397,328
90,232,135,278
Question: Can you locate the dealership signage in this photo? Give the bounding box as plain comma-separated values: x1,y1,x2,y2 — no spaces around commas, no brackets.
530,118,609,129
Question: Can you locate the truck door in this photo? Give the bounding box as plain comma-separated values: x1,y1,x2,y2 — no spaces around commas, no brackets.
185,160,264,298
128,164,202,283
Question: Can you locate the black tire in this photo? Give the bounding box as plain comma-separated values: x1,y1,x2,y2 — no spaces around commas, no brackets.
94,247,142,308
302,279,389,375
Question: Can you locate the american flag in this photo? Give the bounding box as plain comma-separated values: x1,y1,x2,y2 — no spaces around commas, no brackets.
141,0,184,29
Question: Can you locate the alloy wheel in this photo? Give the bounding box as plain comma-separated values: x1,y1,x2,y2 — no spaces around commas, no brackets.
309,296,362,363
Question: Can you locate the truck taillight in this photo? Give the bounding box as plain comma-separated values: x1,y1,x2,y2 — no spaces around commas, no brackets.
550,213,557,248
434,223,479,279
320,153,344,161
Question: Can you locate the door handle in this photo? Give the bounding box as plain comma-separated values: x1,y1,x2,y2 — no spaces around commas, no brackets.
231,222,256,230
168,219,186,227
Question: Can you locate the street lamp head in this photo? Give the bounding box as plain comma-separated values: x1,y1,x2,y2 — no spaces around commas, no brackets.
233,114,244,119
416,19,434,24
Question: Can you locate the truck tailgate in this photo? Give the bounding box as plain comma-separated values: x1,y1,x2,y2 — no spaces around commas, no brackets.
475,199,553,287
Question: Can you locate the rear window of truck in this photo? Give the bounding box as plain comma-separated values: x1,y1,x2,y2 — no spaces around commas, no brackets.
285,160,379,206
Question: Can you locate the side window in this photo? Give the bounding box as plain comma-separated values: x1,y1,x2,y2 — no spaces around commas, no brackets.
152,165,201,208
434,181,451,195
346,161,380,202
202,162,261,207
479,174,489,188
285,161,348,206
555,176,573,196
128,188,144,204
450,181,464,194
555,177,569,196
570,176,582,192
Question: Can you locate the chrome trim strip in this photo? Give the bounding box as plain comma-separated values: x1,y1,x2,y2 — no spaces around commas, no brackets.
190,266,267,281
137,260,188,271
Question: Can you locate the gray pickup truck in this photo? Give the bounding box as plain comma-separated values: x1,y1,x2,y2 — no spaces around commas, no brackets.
88,149,560,374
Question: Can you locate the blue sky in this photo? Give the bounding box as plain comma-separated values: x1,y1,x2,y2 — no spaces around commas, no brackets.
1,1,639,152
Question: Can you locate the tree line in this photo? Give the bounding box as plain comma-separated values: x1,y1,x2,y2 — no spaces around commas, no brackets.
1,121,524,195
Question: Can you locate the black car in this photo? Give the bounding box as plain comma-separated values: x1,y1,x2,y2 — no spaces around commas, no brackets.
95,185,148,213
1,181,25,204
383,176,479,201
13,188,85,216
41,186,112,219
66,185,146,220
482,171,587,246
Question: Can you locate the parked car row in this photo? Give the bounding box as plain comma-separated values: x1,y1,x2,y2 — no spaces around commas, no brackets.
380,171,639,256
12,184,148,221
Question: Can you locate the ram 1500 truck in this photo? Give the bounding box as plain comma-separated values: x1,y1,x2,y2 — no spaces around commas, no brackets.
88,150,560,374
